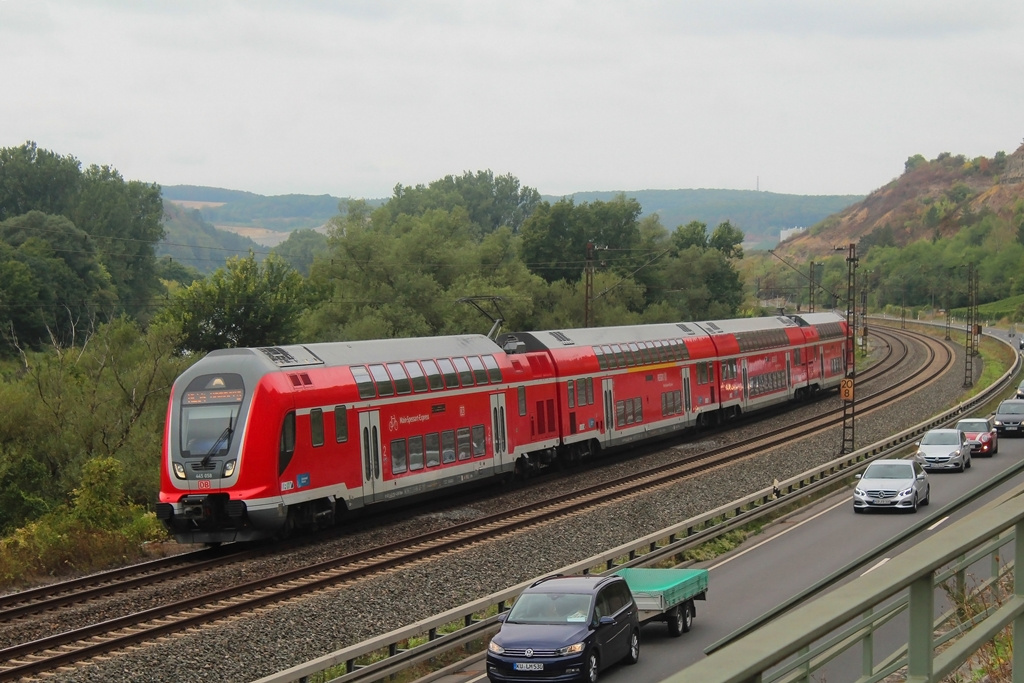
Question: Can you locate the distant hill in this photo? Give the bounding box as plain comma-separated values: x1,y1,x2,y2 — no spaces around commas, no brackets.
553,189,862,249
774,143,1024,260
158,202,264,274
163,184,861,251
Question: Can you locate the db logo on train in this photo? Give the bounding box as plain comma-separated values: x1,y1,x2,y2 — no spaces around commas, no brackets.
198,480,211,489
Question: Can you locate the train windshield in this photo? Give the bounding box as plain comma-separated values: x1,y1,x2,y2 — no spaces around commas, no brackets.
180,373,245,457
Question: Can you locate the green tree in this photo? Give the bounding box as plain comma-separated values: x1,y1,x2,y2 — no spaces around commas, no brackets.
70,165,164,321
158,252,307,353
709,220,745,259
271,228,329,276
672,221,709,252
0,142,82,221
0,211,118,349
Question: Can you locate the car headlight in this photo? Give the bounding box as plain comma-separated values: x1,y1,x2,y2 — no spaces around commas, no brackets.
898,487,914,497
173,462,186,480
995,420,1003,426
488,640,505,655
854,487,865,496
557,642,586,656
224,459,236,478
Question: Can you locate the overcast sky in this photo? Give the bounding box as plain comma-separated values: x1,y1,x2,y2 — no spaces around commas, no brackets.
2,1,1022,200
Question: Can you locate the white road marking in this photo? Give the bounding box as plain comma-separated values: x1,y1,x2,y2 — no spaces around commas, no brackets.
927,516,949,531
709,497,850,570
861,558,890,576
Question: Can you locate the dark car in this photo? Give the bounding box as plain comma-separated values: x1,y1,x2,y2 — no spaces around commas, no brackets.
994,399,1024,436
487,575,640,683
955,417,999,456
1016,380,1024,399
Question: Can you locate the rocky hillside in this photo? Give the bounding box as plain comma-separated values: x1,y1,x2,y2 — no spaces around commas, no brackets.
775,141,1024,260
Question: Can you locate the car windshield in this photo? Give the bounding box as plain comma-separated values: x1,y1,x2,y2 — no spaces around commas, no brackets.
507,592,593,624
921,432,959,446
999,403,1024,415
956,421,987,432
863,463,913,479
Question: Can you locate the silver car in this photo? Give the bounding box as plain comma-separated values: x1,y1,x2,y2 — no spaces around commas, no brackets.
853,459,930,513
914,428,971,472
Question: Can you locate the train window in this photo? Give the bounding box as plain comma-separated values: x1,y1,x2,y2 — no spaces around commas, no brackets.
468,356,489,384
697,363,708,384
634,396,643,423
310,408,324,448
334,405,348,443
441,430,456,463
453,357,475,386
610,344,626,368
661,393,668,415
421,359,445,390
391,438,408,474
405,361,429,392
616,400,626,428
594,346,607,370
279,411,296,476
624,344,638,367
518,387,527,416
636,343,650,365
457,427,471,460
425,433,441,467
794,348,802,365
625,398,634,424
437,358,460,388
576,379,586,406
567,381,575,408
351,366,377,399
472,425,486,456
601,345,615,369
651,340,665,361
368,364,395,397
707,362,715,382
586,377,594,405
622,344,638,366
387,362,412,395
483,355,503,382
408,435,424,471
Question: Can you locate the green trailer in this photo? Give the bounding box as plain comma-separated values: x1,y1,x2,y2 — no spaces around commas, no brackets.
615,567,709,637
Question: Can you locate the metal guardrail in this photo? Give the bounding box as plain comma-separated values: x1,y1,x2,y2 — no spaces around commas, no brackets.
253,325,1020,683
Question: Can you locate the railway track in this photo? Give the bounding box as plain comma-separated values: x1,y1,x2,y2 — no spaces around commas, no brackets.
0,325,948,681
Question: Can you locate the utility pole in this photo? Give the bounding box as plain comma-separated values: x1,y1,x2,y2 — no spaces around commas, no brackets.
584,242,595,328
964,262,978,387
840,243,858,455
808,261,815,313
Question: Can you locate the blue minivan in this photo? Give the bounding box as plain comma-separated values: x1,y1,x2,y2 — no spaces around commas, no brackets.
486,574,640,683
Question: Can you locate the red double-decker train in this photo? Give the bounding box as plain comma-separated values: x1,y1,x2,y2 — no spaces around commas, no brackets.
156,312,848,544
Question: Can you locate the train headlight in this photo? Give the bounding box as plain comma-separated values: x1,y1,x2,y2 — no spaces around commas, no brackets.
224,459,236,478
173,462,187,480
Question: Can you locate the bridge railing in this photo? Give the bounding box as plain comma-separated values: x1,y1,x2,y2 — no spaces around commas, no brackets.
662,483,1024,683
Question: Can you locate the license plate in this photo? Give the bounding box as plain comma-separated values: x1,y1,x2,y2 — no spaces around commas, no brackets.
872,499,893,504
515,662,544,671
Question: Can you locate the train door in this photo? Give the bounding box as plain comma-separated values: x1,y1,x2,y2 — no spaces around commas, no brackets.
490,393,509,470
602,378,616,446
683,372,692,414
741,359,749,403
786,355,793,397
359,410,382,503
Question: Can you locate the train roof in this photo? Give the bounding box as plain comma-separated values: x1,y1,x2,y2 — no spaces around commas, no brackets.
206,334,503,369
789,311,846,327
496,322,712,353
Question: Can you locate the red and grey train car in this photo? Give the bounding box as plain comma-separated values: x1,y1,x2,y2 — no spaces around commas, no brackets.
157,312,848,544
